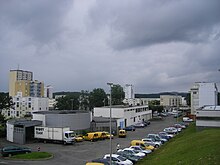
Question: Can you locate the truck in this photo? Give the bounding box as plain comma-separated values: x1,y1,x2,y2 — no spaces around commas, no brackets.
34,126,76,144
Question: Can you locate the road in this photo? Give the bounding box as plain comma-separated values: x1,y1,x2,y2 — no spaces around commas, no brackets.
0,116,177,165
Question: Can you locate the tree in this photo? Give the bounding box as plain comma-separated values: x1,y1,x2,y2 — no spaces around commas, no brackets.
89,88,108,109
79,90,90,110
0,92,14,110
111,84,125,105
55,95,79,110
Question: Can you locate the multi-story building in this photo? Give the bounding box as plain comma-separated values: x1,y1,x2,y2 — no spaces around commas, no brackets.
94,105,152,129
44,85,53,99
1,93,49,118
196,105,220,128
124,84,134,99
190,82,218,115
9,69,44,97
160,95,182,107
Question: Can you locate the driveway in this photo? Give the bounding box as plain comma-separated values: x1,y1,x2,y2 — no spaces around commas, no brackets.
0,116,177,165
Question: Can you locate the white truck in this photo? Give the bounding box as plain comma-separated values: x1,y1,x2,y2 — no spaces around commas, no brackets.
34,126,76,144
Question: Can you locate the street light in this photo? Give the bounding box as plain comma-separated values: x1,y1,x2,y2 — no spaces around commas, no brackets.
107,82,114,165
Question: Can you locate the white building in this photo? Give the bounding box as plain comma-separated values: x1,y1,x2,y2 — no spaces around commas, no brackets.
1,94,49,118
196,105,220,128
94,105,152,129
160,95,182,107
44,85,53,99
124,84,134,99
190,82,218,115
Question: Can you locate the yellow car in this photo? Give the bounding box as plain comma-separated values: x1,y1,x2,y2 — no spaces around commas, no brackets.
103,131,114,139
130,140,155,151
75,135,84,142
118,130,126,138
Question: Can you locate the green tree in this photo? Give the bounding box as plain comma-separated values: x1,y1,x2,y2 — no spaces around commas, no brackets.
111,84,125,105
89,88,108,109
55,95,79,110
0,92,14,110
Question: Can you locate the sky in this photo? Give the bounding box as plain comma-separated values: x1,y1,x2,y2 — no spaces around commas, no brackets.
1,0,220,94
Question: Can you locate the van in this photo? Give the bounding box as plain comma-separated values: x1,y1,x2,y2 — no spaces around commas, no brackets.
118,129,126,138
130,140,155,151
83,132,99,141
95,132,107,140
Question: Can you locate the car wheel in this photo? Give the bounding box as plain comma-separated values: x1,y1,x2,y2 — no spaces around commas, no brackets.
155,145,159,148
8,153,12,157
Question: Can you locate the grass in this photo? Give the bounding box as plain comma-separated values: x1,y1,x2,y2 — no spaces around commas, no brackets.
11,152,53,160
137,124,220,165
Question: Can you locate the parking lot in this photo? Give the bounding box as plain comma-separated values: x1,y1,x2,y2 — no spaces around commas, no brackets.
0,116,177,165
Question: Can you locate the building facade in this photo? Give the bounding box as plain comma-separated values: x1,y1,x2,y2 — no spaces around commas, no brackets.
160,95,182,107
196,105,220,128
190,82,218,115
1,95,49,119
9,69,44,97
124,84,134,99
94,105,152,128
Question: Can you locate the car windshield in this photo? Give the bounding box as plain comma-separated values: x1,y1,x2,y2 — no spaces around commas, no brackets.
117,155,127,161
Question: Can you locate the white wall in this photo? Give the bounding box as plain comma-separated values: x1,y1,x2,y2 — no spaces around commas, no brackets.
6,123,14,142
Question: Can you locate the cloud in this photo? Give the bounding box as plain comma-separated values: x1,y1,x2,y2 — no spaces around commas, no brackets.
0,0,220,94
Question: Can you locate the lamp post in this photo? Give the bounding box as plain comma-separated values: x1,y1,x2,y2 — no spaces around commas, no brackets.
107,82,113,165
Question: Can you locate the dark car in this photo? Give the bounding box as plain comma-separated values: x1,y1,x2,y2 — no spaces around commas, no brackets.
117,151,141,163
1,145,31,157
92,158,118,165
124,125,136,131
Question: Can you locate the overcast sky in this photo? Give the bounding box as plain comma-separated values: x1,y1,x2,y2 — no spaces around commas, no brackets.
1,0,220,94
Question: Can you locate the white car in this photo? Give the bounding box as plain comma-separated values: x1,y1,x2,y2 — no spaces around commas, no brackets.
163,127,178,134
103,154,133,165
129,146,152,155
142,138,162,148
118,148,146,157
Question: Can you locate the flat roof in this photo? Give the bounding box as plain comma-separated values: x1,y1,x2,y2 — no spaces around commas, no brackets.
33,110,90,114
7,119,42,127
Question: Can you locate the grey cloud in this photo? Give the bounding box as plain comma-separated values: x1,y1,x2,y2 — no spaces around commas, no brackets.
89,0,220,50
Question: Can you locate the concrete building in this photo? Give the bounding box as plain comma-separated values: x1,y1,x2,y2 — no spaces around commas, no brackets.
1,94,49,119
196,105,220,128
160,95,182,107
124,84,134,99
190,82,218,115
32,110,91,132
44,85,53,99
9,69,44,97
93,105,152,129
7,119,42,144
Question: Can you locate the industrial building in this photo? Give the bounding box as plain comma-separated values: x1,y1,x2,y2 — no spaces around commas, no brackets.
190,82,218,115
93,105,152,129
196,105,220,129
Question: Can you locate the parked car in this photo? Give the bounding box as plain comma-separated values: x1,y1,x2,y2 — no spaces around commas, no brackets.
118,130,126,138
1,145,31,157
130,140,155,151
163,127,178,134
103,154,133,165
174,124,186,129
91,158,117,165
134,123,145,128
118,148,146,158
158,132,174,139
117,150,140,164
124,125,136,131
129,146,152,155
141,138,162,148
103,131,114,139
182,117,193,122
147,134,168,144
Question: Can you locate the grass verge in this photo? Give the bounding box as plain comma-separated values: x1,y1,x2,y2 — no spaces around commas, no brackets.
137,124,220,165
11,152,53,160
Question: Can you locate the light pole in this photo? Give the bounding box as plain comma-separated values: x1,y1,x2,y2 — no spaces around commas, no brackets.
107,82,113,165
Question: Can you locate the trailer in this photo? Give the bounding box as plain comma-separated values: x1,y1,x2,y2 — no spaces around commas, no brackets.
34,126,75,144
